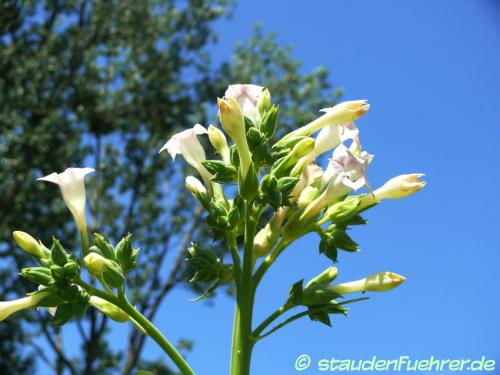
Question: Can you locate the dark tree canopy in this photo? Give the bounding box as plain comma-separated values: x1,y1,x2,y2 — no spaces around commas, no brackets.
0,1,340,373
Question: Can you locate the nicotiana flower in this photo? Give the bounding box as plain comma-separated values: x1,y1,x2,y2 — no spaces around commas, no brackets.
310,122,359,160
326,143,373,191
0,291,49,321
159,124,212,185
38,167,94,242
301,144,373,220
291,122,359,177
225,84,265,123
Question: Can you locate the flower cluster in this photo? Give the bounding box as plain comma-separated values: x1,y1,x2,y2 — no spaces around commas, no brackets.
0,83,425,375
163,83,424,301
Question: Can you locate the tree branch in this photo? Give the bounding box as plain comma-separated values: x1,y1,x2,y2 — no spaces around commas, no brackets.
38,313,77,375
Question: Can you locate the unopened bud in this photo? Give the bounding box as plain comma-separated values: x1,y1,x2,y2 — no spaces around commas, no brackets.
258,88,271,116
331,272,406,294
297,186,319,209
89,296,129,322
324,197,361,223
305,267,338,288
13,231,46,258
208,125,230,164
84,252,107,277
185,176,207,200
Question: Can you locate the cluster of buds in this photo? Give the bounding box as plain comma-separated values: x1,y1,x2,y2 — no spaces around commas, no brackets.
162,83,425,326
0,168,141,326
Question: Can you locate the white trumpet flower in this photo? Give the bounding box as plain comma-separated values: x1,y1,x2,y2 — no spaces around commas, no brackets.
0,291,49,321
160,124,212,186
38,167,94,247
301,145,373,220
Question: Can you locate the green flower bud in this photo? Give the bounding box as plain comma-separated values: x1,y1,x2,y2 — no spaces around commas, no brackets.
13,231,46,258
258,88,271,116
89,296,129,322
20,267,53,286
218,96,253,179
102,260,125,288
50,239,69,266
208,125,230,164
297,186,319,209
50,265,65,281
115,235,133,269
291,137,315,159
93,233,115,260
305,267,338,289
84,252,107,278
63,260,80,277
324,197,361,224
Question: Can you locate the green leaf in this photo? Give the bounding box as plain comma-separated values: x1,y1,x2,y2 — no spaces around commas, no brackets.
308,309,331,327
260,105,279,138
319,238,338,263
94,233,116,260
103,261,125,288
51,303,75,326
50,238,68,266
288,279,304,305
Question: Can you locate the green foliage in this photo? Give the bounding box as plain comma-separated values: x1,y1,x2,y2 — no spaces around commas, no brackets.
0,1,338,374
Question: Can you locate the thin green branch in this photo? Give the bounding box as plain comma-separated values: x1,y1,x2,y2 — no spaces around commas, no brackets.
75,280,195,375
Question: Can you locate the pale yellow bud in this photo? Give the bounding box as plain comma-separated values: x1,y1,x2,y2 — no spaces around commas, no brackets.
258,88,271,116
331,272,406,294
208,125,230,164
89,296,129,322
374,174,426,200
83,252,107,277
185,176,207,200
13,231,46,258
297,186,319,209
217,97,252,177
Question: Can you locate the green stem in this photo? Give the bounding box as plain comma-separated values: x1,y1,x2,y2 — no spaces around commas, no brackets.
253,240,289,289
252,303,291,339
76,280,195,375
230,202,257,375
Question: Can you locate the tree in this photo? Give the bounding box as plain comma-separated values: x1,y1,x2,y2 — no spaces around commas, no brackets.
0,1,340,373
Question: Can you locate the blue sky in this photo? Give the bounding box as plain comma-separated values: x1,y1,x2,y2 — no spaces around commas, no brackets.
52,0,500,374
